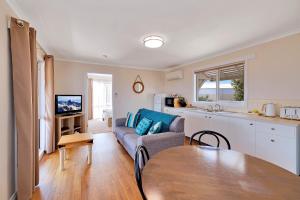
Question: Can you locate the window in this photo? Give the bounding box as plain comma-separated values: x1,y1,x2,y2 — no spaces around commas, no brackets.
195,62,245,102
38,61,46,159
196,70,217,102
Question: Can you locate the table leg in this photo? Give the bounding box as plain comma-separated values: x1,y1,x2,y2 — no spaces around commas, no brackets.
59,147,65,171
64,148,68,160
88,144,93,164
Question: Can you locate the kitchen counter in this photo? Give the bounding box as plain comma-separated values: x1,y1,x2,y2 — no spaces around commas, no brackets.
164,107,300,127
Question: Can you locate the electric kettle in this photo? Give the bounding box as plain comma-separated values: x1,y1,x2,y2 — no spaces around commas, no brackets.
262,103,276,117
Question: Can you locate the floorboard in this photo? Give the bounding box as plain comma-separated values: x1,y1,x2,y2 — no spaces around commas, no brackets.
33,133,141,200
33,133,191,200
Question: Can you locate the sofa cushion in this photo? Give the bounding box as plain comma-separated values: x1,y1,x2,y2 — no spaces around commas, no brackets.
123,134,139,158
135,117,153,135
148,121,162,135
125,112,140,128
114,126,135,143
137,108,177,132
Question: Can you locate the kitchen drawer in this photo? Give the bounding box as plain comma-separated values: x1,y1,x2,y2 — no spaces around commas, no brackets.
255,122,296,139
255,131,297,174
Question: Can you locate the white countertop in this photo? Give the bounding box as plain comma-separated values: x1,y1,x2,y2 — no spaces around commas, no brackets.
165,107,300,127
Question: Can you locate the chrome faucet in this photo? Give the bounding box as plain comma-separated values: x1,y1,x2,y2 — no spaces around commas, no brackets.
207,105,214,112
214,104,222,112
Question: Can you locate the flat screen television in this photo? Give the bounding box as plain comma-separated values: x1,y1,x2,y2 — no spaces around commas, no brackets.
55,95,82,115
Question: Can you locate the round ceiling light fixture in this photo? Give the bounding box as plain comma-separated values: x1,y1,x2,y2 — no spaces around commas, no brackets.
143,36,164,48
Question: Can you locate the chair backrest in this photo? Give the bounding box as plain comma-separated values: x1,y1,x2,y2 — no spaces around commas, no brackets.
189,130,231,150
134,145,150,200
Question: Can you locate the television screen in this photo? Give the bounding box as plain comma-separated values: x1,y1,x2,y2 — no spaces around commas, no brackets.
55,95,82,115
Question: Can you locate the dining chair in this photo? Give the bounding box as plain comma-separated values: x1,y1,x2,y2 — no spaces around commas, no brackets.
134,145,150,200
189,130,231,150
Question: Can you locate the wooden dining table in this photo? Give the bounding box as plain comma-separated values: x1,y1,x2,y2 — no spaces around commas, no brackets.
142,146,300,200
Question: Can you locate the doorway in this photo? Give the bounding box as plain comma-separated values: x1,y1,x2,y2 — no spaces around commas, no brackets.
87,73,113,133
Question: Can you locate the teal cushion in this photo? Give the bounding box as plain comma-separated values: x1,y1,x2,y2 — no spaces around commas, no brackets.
137,108,177,132
148,121,162,135
125,112,140,128
135,117,153,136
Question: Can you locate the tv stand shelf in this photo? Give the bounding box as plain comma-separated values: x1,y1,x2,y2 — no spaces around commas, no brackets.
55,113,86,144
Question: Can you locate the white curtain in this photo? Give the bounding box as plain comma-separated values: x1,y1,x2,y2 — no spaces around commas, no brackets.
92,80,112,119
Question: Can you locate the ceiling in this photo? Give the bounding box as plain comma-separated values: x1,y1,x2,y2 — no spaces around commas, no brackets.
8,0,300,69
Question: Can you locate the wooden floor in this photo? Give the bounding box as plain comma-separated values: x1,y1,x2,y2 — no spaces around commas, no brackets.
32,133,142,200
87,119,112,134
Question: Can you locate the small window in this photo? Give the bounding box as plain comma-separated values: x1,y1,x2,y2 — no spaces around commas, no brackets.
195,62,245,102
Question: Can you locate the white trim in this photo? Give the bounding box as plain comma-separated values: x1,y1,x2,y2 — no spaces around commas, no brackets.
55,58,164,72
9,192,17,200
192,55,254,73
193,57,249,108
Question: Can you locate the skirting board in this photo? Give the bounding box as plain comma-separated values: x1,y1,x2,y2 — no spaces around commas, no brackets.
9,192,16,200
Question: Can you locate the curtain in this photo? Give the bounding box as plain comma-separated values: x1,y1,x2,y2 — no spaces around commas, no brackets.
44,55,55,153
9,17,39,200
88,79,93,120
29,27,39,189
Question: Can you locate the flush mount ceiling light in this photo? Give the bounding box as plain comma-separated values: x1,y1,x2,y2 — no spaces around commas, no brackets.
143,36,164,48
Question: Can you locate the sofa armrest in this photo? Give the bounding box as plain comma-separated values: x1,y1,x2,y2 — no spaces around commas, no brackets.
137,132,185,157
115,117,127,127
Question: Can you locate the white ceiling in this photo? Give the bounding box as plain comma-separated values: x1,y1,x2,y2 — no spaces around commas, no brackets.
8,0,300,69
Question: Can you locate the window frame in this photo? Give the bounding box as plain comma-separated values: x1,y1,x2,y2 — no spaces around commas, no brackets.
193,59,248,107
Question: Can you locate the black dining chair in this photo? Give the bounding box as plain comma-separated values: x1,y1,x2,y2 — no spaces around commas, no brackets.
134,145,150,200
189,130,231,150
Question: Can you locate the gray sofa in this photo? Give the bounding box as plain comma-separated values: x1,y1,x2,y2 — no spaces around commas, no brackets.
114,116,185,158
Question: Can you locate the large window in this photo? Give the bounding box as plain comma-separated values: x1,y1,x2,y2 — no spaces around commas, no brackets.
195,62,245,102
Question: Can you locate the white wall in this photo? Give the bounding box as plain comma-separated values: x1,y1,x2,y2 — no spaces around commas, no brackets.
0,0,16,199
54,60,165,125
164,33,300,112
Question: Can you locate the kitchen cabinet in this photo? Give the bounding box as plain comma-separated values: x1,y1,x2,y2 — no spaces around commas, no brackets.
208,115,230,149
183,110,300,174
185,112,210,138
185,112,229,148
228,118,256,156
255,122,298,174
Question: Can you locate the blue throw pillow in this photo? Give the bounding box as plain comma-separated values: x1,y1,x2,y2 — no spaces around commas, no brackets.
135,117,153,135
148,121,162,135
125,112,140,128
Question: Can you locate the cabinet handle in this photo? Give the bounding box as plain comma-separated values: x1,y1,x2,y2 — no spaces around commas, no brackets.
208,116,212,119
249,123,254,126
271,128,275,131
270,139,275,142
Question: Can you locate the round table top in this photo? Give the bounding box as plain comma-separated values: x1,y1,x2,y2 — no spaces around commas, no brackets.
143,146,300,200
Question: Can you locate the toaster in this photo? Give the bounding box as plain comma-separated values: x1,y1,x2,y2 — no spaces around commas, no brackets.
280,107,300,120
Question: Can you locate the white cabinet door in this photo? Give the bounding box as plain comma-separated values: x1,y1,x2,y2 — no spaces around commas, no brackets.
256,128,297,174
228,118,256,156
209,115,230,149
185,112,210,138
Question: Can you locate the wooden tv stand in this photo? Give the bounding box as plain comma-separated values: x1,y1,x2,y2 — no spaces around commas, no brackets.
55,113,86,143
